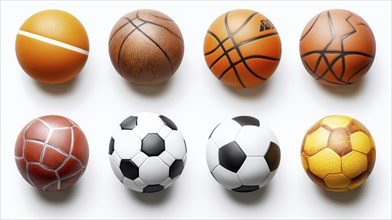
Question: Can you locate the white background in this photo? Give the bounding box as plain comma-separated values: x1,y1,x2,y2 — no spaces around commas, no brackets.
1,1,391,219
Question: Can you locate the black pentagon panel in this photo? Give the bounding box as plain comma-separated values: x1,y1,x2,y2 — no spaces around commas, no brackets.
265,142,281,171
143,185,164,193
232,116,260,127
120,116,137,130
169,160,184,179
159,115,177,130
120,159,139,180
232,185,260,192
142,134,165,156
218,141,246,173
109,137,115,155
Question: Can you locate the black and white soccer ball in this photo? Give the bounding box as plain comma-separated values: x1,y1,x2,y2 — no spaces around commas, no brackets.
109,112,187,193
206,116,281,192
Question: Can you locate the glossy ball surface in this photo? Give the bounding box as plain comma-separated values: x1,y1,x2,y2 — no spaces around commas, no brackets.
299,9,376,86
206,116,280,192
15,10,89,84
109,112,187,193
109,9,184,85
15,115,89,191
301,115,376,192
204,9,281,88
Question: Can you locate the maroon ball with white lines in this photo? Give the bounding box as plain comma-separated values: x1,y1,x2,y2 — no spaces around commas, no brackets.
14,115,89,191
108,9,184,85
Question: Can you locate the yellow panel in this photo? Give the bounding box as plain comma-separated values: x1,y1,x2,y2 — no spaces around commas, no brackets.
351,131,373,154
308,148,341,179
342,151,367,178
303,127,330,156
322,115,352,129
301,152,309,171
324,173,351,189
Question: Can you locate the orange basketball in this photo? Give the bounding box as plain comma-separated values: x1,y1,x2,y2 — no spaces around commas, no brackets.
299,9,376,86
15,10,89,84
204,9,281,88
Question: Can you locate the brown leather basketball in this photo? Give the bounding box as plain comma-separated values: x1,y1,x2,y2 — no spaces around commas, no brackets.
204,9,281,88
300,9,376,86
15,115,89,191
109,9,184,85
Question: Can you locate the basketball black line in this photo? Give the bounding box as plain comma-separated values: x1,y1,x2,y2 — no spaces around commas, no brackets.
315,53,347,83
204,12,258,56
301,50,374,59
303,60,346,85
238,55,280,62
348,61,373,82
207,32,279,68
109,20,131,45
224,12,270,82
301,12,375,84
218,55,278,79
108,12,139,44
137,13,183,43
205,32,277,56
205,30,278,58
313,11,336,76
147,13,174,22
223,13,246,86
306,52,370,85
139,19,184,43
117,18,147,76
128,19,174,75
357,22,372,30
300,13,321,41
206,31,228,68
313,51,371,85
236,32,279,48
339,14,355,80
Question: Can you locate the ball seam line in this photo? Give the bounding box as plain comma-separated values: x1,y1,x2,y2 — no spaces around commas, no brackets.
18,30,89,55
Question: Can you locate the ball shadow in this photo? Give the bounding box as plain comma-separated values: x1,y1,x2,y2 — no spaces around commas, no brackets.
35,184,78,203
125,79,172,97
128,186,173,205
221,79,272,99
316,77,366,97
34,76,78,95
317,184,366,204
224,185,270,204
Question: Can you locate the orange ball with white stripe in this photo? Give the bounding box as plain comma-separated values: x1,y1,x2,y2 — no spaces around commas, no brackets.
301,115,376,192
15,10,89,84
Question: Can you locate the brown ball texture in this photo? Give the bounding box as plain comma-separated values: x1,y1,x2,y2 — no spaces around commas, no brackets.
15,115,89,191
109,9,184,85
15,10,89,84
204,9,281,88
300,9,376,86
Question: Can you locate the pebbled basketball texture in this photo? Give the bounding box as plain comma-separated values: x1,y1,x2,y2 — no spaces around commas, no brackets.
204,9,281,88
109,9,184,85
299,9,376,86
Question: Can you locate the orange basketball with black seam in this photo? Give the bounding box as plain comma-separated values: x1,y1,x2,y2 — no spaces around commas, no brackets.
15,10,89,84
204,9,281,88
299,9,376,86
